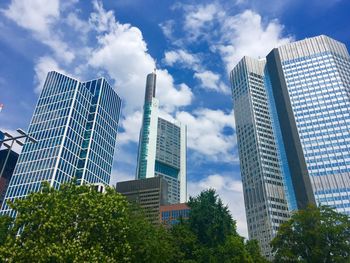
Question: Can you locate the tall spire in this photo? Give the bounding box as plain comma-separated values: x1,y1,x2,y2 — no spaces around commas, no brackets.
144,71,157,103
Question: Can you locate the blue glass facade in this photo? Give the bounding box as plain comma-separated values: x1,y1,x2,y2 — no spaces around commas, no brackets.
231,35,350,259
264,71,298,211
1,71,121,216
271,36,350,215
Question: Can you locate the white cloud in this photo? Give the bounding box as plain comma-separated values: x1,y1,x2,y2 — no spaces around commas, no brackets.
2,0,59,34
183,3,223,40
188,174,248,238
217,10,293,72
170,4,292,73
164,49,200,69
194,70,230,93
110,169,134,186
88,2,193,114
159,20,175,40
65,12,91,36
118,111,142,145
33,56,66,94
2,0,75,63
89,0,116,33
176,108,237,162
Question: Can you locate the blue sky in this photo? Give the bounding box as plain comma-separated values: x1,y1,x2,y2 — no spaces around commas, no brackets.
0,0,349,237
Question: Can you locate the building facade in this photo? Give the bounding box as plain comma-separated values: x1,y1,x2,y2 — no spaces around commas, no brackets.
231,57,290,259
266,35,350,216
231,35,350,258
136,72,187,204
116,177,168,224
0,131,4,148
160,203,190,226
1,71,122,216
0,149,19,206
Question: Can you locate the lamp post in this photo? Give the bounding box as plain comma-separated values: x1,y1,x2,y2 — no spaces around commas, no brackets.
0,128,37,178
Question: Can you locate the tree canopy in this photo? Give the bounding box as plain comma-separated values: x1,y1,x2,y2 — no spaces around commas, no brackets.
271,204,350,263
0,181,170,262
171,189,267,263
0,184,266,263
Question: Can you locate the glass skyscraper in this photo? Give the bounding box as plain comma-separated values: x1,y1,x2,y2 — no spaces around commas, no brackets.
231,57,290,259
136,72,187,204
231,35,350,258
1,71,122,216
266,35,350,215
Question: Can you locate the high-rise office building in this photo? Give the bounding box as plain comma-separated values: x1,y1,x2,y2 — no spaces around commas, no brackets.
1,71,122,216
266,35,350,215
231,35,350,258
231,57,290,259
0,149,19,206
116,177,168,224
136,72,187,204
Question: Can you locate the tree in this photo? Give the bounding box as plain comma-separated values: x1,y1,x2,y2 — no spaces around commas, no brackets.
0,181,132,262
187,189,236,248
177,189,260,263
0,181,173,262
169,222,199,263
271,204,350,263
0,215,12,246
245,239,268,263
127,205,175,263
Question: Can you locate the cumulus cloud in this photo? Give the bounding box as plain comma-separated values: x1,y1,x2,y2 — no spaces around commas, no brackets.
188,174,248,238
2,0,59,34
183,3,224,41
217,10,293,72
1,0,75,63
194,70,230,93
3,0,240,168
176,108,237,162
166,3,292,73
163,49,200,69
88,1,193,113
34,56,67,93
118,111,142,145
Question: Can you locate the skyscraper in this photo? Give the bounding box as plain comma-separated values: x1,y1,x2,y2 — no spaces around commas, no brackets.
266,35,350,216
231,35,350,258
136,72,187,204
1,71,122,216
231,57,290,259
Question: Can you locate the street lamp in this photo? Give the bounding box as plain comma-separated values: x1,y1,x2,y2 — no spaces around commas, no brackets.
0,129,37,178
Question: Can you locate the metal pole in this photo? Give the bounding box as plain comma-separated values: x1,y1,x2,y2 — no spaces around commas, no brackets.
0,139,15,178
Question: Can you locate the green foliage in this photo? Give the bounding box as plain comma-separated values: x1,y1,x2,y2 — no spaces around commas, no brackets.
0,181,132,262
172,189,265,263
245,239,268,263
187,189,236,247
127,206,174,263
170,222,200,262
0,215,12,246
271,204,350,263
0,184,266,262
